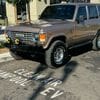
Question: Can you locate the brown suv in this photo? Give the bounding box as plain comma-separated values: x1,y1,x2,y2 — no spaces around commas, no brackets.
6,3,100,68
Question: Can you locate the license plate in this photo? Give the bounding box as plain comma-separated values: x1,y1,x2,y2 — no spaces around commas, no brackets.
16,33,24,37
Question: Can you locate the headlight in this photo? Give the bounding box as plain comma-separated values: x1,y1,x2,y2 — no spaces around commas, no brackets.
32,33,39,42
34,33,39,41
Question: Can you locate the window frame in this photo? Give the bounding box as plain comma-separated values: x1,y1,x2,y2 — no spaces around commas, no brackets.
97,5,100,17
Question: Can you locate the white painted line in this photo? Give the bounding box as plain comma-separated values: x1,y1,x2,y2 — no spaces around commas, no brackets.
97,67,100,70
0,52,14,63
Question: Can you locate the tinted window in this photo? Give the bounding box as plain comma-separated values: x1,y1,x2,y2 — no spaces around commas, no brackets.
76,6,87,20
98,6,100,16
88,5,98,19
40,5,75,20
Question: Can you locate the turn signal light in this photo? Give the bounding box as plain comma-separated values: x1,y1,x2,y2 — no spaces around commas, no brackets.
39,34,46,42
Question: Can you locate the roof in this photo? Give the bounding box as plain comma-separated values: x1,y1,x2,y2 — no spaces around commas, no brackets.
50,3,100,6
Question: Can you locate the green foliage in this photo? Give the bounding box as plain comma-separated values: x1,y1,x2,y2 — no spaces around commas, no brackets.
0,42,5,48
6,0,18,5
0,19,5,25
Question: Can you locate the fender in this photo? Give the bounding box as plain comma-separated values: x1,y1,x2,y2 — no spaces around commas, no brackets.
43,33,68,49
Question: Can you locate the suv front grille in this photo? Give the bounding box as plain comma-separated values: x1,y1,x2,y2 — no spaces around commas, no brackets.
8,31,33,43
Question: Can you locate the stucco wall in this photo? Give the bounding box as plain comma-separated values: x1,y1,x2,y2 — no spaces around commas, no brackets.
30,0,50,21
29,0,37,21
6,2,16,25
91,0,100,3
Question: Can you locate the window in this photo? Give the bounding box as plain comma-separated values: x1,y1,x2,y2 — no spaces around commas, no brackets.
40,5,75,20
88,5,98,19
0,0,6,19
17,1,27,21
98,6,100,16
76,6,87,20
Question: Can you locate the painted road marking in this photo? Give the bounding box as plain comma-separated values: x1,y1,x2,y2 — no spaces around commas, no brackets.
0,69,64,99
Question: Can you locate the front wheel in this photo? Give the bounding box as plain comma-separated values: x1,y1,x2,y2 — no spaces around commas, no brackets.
45,41,70,68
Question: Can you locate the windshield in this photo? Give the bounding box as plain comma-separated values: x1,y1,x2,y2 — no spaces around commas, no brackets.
40,5,76,20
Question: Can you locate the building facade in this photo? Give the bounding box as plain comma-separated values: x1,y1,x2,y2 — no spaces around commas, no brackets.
0,0,100,24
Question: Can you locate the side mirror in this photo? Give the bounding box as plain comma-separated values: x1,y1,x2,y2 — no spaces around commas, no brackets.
77,15,85,24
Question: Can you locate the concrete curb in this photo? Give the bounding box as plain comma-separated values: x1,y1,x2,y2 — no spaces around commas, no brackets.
0,52,14,63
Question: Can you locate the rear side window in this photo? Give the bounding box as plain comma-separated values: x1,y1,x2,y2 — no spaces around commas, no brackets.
88,5,98,19
98,6,100,16
76,6,87,20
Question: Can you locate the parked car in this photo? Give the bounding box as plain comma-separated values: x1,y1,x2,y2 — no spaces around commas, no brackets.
5,3,100,68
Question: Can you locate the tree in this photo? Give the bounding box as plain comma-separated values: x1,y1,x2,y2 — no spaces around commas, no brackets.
6,0,32,23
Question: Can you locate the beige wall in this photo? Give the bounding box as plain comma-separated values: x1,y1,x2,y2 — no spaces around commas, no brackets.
36,0,50,19
91,0,100,3
30,0,50,21
6,2,17,25
29,0,37,21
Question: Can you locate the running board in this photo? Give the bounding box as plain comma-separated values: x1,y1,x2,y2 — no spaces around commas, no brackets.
69,41,92,50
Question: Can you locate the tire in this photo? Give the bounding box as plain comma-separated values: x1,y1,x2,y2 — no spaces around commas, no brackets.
92,34,100,51
45,41,70,68
10,51,23,60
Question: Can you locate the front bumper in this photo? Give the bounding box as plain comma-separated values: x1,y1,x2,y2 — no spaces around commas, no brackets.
6,42,44,55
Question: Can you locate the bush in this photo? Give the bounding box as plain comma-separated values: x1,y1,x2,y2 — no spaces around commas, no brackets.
0,42,5,48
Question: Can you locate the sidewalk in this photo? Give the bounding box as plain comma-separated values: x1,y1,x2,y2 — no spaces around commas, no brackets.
0,26,13,63
0,49,14,63
0,48,9,54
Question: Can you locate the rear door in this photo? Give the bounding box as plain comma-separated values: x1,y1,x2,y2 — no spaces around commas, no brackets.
85,5,100,40
72,5,90,44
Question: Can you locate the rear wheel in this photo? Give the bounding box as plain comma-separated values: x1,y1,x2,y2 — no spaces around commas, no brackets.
92,34,100,50
45,41,70,68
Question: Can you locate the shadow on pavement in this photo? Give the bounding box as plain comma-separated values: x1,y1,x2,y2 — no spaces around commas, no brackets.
29,72,53,100
28,61,78,100
28,44,91,100
60,61,78,82
33,63,47,74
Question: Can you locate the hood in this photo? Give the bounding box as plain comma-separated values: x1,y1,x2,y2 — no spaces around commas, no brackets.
6,19,71,33
6,22,41,33
31,19,70,27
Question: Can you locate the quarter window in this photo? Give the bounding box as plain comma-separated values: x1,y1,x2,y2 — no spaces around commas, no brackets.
88,5,98,19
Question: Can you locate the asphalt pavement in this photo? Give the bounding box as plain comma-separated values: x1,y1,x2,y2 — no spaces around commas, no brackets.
0,45,100,100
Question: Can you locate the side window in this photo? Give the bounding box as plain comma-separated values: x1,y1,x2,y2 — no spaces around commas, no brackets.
76,6,87,20
88,5,98,19
98,6,100,16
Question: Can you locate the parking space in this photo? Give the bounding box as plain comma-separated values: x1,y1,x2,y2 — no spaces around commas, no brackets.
0,47,100,100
